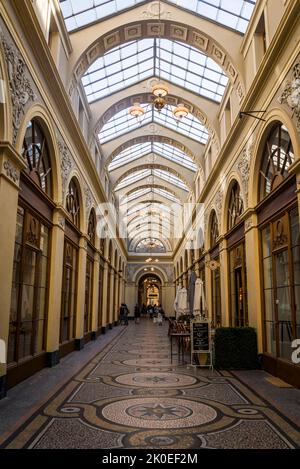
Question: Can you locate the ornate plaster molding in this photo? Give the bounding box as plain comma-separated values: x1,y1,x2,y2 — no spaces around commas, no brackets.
236,142,253,207
56,133,75,196
3,158,19,183
214,189,223,223
279,56,300,131
140,1,172,20
0,34,36,145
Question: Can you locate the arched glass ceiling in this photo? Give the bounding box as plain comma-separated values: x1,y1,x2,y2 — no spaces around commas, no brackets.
123,187,152,203
168,1,256,34
135,238,166,253
83,39,228,103
120,187,181,204
115,169,188,192
124,202,174,215
60,1,256,34
115,169,151,191
99,104,209,144
109,141,197,171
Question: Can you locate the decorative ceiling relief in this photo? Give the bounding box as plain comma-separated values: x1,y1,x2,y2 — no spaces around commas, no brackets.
141,1,172,20
279,56,300,131
0,31,37,145
236,142,253,207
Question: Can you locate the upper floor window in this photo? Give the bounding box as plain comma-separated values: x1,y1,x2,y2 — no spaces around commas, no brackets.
66,178,80,228
228,181,244,230
22,119,52,196
260,123,294,200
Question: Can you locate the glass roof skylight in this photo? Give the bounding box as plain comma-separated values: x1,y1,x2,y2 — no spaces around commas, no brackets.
100,104,209,144
115,169,151,191
83,38,228,103
59,0,145,32
109,141,197,171
153,187,181,203
153,169,188,191
123,187,152,202
167,0,256,34
115,168,188,192
60,1,256,34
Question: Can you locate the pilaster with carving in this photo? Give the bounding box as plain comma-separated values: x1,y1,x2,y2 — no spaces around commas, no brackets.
279,56,300,131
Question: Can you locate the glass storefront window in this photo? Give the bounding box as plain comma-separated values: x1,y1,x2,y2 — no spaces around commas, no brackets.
261,207,300,361
8,208,49,363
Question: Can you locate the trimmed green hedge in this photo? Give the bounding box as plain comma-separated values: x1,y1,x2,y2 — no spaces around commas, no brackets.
214,327,259,370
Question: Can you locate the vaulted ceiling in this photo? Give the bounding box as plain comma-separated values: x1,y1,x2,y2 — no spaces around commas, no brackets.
59,0,257,254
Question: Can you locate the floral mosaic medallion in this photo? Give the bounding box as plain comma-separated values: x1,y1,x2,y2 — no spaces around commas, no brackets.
101,397,217,429
115,372,197,387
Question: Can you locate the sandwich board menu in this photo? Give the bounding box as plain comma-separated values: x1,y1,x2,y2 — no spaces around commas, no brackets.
191,319,212,368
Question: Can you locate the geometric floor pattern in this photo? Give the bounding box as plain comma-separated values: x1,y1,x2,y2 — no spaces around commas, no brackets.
2,320,300,449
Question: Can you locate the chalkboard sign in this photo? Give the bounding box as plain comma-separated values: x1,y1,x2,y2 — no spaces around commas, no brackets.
191,320,210,352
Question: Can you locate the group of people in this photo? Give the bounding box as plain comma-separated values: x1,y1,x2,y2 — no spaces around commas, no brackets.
119,303,165,325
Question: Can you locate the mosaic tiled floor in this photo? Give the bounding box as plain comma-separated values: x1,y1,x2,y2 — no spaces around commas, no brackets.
2,320,300,449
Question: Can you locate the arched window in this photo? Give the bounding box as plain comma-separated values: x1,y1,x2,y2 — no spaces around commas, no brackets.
210,210,219,248
87,209,96,245
259,123,294,199
228,181,244,230
22,119,52,196
8,119,53,379
66,178,80,228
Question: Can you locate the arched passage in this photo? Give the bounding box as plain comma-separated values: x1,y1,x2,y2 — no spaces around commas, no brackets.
137,273,162,308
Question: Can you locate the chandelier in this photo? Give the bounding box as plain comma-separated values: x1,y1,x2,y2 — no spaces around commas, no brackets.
128,0,188,121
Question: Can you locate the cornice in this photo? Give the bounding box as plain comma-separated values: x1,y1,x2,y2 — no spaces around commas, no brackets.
0,142,26,170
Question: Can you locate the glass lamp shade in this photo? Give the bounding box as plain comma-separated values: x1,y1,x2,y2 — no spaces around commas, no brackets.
129,102,145,118
152,82,169,97
173,103,189,119
153,96,166,111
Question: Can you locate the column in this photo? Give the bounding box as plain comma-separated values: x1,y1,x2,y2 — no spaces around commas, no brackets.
0,143,26,398
74,236,87,349
91,252,100,340
101,262,109,332
205,252,212,320
109,267,115,327
113,272,119,325
244,213,264,353
46,208,65,366
219,239,230,326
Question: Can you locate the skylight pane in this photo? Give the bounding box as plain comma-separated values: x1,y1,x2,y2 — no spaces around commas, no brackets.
115,169,151,191
59,0,146,32
153,169,188,191
154,188,180,203
100,101,210,144
83,38,228,103
166,0,256,33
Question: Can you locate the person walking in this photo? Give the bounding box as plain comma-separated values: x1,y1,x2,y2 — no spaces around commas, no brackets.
134,303,140,324
119,303,129,325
